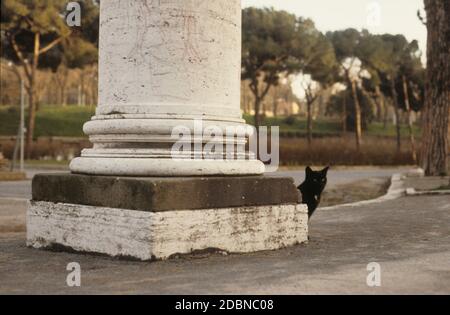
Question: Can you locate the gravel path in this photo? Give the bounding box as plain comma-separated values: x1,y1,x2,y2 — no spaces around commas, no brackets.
1,167,448,294
0,192,448,294
0,166,408,200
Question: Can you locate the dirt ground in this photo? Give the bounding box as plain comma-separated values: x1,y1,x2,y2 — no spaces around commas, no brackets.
321,177,390,207
0,168,449,294
0,193,449,294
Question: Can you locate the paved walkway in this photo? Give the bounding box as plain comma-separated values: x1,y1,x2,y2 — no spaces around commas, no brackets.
0,166,408,200
0,190,449,294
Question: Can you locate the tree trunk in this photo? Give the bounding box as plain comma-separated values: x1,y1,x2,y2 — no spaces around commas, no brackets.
342,90,347,134
78,84,82,106
350,80,362,151
272,100,278,117
57,66,69,106
25,33,40,159
272,88,278,117
91,78,98,106
61,87,67,106
25,84,36,159
306,99,313,145
383,103,389,130
375,85,385,122
421,0,450,175
252,97,262,160
390,78,402,152
402,75,418,164
254,97,261,131
78,70,86,106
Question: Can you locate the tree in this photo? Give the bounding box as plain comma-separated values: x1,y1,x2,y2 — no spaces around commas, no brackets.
300,34,337,145
421,0,449,175
1,0,71,156
1,0,98,157
242,8,329,132
355,32,391,125
379,34,415,153
327,29,364,150
397,40,424,164
242,8,300,130
266,77,299,117
384,36,424,160
327,88,375,132
356,32,424,159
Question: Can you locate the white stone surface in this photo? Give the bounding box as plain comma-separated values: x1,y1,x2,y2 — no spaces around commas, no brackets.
70,158,265,176
70,0,264,176
27,201,308,260
97,0,241,118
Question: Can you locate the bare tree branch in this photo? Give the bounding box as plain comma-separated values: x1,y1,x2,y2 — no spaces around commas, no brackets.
39,33,70,55
10,32,32,80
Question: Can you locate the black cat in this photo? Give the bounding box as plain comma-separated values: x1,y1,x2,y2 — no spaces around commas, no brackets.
297,166,329,218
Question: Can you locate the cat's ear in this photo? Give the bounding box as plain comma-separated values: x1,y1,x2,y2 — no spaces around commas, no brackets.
305,166,313,176
322,166,329,175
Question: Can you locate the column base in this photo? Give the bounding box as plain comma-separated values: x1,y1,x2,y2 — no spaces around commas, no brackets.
27,201,308,260
70,157,265,176
27,173,307,260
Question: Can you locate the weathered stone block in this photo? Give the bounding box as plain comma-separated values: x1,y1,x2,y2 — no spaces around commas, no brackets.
32,173,300,211
27,174,308,260
27,201,308,260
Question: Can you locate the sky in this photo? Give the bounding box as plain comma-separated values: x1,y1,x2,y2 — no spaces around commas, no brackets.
242,0,427,60
242,0,427,99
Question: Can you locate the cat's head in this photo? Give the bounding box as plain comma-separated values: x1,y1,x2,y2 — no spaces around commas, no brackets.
305,166,329,192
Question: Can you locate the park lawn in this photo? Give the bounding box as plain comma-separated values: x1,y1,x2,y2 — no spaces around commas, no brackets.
243,114,422,138
243,114,342,135
367,122,422,138
0,105,95,138
0,105,421,139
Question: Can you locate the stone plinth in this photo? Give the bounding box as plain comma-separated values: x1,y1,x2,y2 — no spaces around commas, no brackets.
27,174,308,260
32,174,300,211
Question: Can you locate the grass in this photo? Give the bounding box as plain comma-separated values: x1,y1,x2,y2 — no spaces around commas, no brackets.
0,105,421,140
367,122,422,138
0,105,422,166
25,159,70,167
243,114,422,139
0,105,94,138
243,114,342,135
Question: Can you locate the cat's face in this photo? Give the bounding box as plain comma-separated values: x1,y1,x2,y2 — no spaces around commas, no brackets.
305,166,329,193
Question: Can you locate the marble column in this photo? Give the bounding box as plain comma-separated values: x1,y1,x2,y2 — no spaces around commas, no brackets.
28,0,308,260
70,0,264,176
